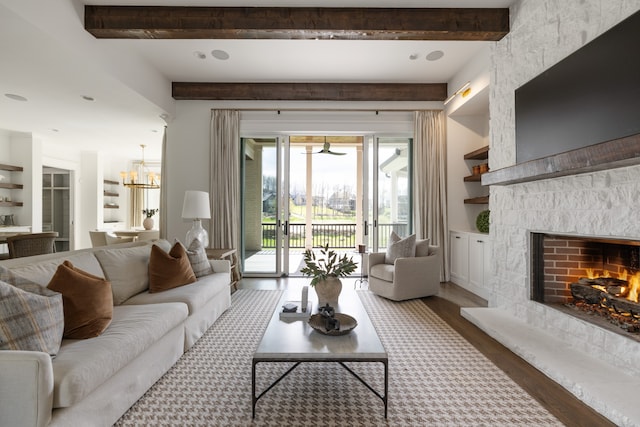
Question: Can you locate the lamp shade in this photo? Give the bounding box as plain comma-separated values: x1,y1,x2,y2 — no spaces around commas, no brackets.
181,191,211,219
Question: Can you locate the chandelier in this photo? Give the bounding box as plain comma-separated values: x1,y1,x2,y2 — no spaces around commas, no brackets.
120,144,160,189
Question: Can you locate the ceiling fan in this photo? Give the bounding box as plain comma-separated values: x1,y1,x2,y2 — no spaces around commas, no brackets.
314,139,346,155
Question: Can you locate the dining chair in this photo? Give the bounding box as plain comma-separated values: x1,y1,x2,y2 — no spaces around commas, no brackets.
105,233,135,245
7,232,59,258
89,230,109,247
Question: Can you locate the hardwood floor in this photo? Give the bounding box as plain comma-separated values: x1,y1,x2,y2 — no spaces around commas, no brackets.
237,277,615,426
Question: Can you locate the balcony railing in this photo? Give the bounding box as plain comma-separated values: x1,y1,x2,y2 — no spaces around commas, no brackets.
261,222,407,249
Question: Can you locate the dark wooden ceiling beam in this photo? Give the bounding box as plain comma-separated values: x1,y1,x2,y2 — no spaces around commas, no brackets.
172,82,447,102
85,6,509,41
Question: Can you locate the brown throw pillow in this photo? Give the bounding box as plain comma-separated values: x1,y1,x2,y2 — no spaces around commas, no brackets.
47,260,113,339
148,242,197,293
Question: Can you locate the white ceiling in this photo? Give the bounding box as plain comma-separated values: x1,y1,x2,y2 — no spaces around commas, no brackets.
0,0,513,159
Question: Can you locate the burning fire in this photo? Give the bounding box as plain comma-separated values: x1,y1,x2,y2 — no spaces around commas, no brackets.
629,275,640,303
584,269,640,303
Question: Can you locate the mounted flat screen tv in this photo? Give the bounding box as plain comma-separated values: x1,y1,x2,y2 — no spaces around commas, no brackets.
515,10,640,164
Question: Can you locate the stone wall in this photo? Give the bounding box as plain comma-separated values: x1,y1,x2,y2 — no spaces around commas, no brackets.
489,0,640,373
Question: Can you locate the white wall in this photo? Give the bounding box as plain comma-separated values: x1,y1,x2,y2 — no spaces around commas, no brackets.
489,0,640,373
446,48,491,232
0,128,136,249
446,114,489,232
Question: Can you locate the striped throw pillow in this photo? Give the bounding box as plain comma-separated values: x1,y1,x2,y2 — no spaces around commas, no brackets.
185,239,214,278
0,267,64,356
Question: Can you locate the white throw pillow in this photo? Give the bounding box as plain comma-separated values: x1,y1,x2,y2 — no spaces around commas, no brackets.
415,238,431,257
385,231,416,264
94,245,153,305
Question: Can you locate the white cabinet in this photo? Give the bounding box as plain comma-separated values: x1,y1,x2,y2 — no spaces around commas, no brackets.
450,231,469,285
468,234,491,289
449,230,492,301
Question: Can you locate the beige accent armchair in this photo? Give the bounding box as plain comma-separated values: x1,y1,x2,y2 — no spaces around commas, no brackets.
368,239,441,301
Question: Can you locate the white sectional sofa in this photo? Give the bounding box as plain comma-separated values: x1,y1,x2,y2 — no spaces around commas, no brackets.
0,240,232,427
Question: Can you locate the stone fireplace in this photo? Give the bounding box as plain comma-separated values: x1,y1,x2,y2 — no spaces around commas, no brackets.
461,2,640,424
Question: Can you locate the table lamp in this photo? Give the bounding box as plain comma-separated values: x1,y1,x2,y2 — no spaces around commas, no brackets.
182,190,211,247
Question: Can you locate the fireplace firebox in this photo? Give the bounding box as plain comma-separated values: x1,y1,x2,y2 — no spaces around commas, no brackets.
530,232,640,338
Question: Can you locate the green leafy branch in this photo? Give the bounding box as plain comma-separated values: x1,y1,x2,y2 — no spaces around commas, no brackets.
300,243,358,287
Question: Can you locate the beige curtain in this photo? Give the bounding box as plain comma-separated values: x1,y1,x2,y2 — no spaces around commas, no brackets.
414,110,449,282
129,188,144,228
159,126,168,239
210,109,240,257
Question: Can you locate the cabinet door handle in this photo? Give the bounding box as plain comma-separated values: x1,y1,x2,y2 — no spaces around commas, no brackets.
455,236,461,239
477,240,484,243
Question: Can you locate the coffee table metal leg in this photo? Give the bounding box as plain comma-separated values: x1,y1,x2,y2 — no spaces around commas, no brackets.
252,360,302,418
337,360,388,418
252,360,257,419
383,359,388,418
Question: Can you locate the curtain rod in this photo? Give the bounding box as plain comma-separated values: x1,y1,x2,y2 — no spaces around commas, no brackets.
211,108,442,113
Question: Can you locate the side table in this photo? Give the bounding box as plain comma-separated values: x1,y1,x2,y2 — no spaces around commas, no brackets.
354,251,368,289
206,248,240,292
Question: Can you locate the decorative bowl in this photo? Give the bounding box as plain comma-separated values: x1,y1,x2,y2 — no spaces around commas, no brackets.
308,313,357,336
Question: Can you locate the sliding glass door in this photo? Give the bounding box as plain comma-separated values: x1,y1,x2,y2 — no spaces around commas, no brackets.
366,136,412,252
241,136,287,276
241,134,411,277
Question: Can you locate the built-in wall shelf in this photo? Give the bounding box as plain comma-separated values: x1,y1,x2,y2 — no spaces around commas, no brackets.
464,196,489,204
0,164,24,172
463,174,484,182
0,183,23,189
463,145,489,160
463,146,490,204
0,164,23,207
103,179,121,222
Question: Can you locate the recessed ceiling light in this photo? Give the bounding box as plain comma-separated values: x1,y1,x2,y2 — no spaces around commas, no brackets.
82,95,95,101
409,53,419,60
211,50,230,60
426,50,444,61
4,93,27,102
193,51,206,60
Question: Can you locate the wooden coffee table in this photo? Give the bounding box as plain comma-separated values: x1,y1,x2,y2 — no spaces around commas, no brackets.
252,289,388,418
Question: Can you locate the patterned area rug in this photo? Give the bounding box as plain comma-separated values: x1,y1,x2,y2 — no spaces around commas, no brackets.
115,289,562,426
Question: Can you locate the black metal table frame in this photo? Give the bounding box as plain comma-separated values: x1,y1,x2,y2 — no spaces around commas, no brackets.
354,251,369,288
252,356,388,419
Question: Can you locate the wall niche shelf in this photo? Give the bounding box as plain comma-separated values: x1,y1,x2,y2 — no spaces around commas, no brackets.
464,196,489,204
463,146,489,204
463,174,483,182
0,163,24,207
463,145,489,160
103,179,120,209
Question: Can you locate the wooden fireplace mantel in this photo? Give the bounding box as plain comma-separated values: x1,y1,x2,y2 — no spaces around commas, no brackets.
482,133,640,186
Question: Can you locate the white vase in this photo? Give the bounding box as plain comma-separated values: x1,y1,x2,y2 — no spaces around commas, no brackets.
143,217,154,230
314,276,342,307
